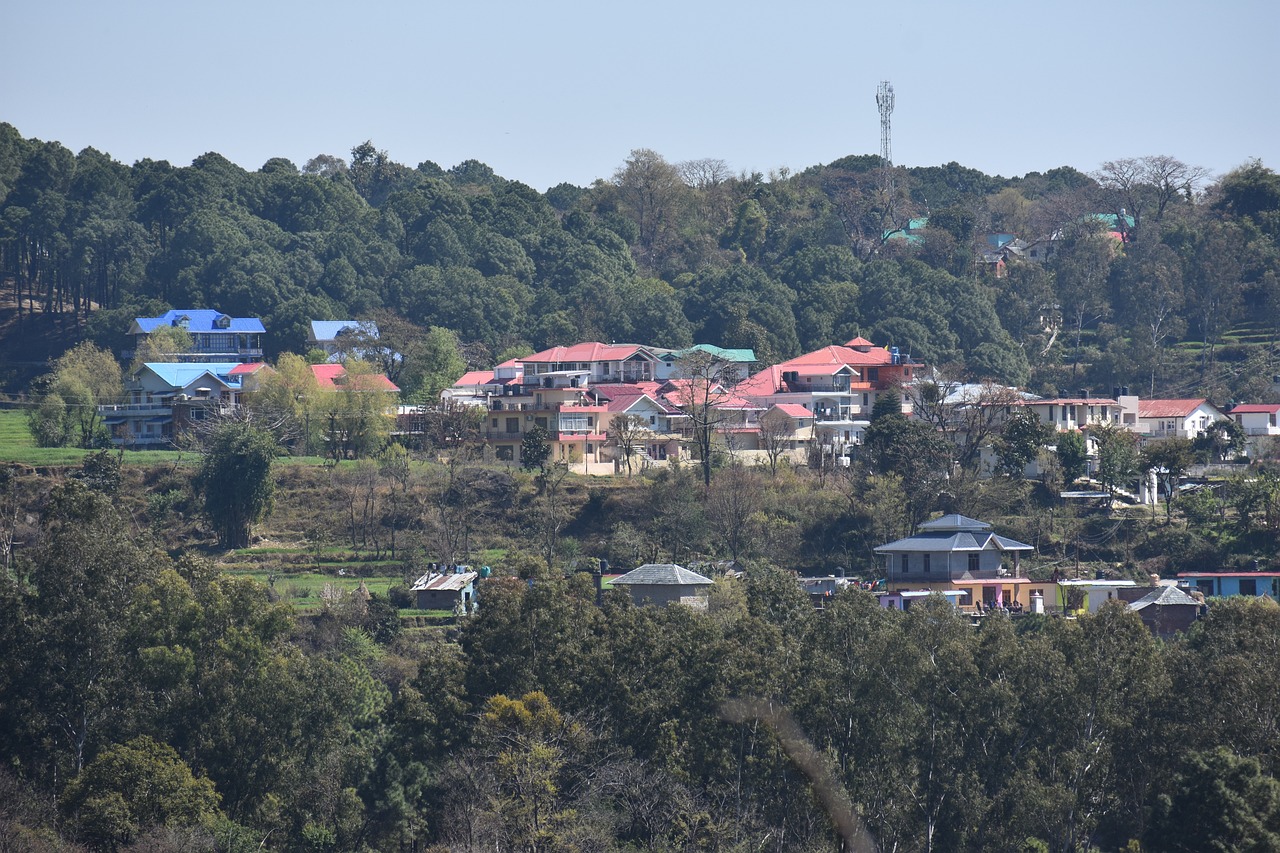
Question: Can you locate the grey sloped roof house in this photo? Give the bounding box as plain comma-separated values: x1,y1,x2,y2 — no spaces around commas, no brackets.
611,563,713,608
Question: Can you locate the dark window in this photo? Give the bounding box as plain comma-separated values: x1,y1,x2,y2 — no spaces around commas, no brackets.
923,554,931,573
505,417,519,433
1240,578,1258,596
968,553,980,573
900,554,909,573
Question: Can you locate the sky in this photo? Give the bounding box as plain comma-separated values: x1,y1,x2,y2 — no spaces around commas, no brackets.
4,0,1278,191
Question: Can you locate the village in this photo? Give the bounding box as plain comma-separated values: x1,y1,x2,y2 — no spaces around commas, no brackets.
83,306,1280,639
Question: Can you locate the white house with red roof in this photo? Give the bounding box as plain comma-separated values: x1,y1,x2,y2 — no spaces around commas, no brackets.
1229,403,1280,437
1136,398,1227,440
1229,403,1280,458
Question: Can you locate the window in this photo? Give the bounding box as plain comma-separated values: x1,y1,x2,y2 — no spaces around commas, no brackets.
968,553,980,573
650,415,656,425
535,417,548,429
1240,578,1258,596
587,416,594,427
923,554,931,573
505,417,519,433
586,444,594,454
495,446,513,461
491,418,498,427
900,554,909,573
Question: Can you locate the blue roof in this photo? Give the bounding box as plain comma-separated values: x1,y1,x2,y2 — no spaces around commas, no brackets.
141,362,243,389
310,320,379,343
133,310,265,334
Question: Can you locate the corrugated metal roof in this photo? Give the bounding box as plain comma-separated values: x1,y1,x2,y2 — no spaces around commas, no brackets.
410,571,478,592
1138,398,1210,419
141,362,242,389
133,310,265,334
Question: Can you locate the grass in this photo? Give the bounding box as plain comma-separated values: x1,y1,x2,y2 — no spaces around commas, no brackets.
223,569,408,608
0,409,34,449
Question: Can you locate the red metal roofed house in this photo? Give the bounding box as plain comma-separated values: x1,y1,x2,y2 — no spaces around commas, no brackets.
1136,399,1227,440
735,337,921,455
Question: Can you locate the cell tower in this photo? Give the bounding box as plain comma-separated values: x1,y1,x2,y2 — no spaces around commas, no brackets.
876,80,895,196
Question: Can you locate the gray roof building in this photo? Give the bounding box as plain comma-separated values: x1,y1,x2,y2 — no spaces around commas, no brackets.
611,563,713,608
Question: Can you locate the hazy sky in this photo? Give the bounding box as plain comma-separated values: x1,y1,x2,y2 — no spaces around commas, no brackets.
5,0,1278,191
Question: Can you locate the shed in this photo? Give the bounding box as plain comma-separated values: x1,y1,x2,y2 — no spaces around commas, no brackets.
410,570,478,611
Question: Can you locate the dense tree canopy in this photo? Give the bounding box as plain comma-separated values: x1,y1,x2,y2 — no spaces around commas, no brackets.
4,125,1275,404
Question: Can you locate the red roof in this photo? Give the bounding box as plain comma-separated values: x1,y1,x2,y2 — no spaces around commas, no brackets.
771,403,814,419
229,363,267,375
845,336,876,348
1178,572,1280,578
310,363,400,392
1138,399,1210,419
1230,404,1280,414
454,370,496,386
522,342,648,363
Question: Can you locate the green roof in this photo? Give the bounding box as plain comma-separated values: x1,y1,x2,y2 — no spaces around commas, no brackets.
663,344,757,363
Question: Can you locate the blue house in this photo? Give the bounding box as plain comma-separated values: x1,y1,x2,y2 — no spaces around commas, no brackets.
1177,572,1280,599
129,310,266,363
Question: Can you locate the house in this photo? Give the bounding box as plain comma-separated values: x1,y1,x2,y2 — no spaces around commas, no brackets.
1009,394,1135,433
873,514,1042,610
654,344,757,384
1136,398,1227,440
592,383,686,466
100,362,266,446
611,563,714,608
1128,584,1202,637
410,569,478,611
1055,578,1140,614
129,310,265,363
309,363,400,393
1229,404,1280,457
308,320,380,361
1177,572,1280,599
735,336,921,457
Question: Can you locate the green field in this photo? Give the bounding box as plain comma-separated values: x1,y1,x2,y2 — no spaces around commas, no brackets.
223,568,408,608
0,409,34,449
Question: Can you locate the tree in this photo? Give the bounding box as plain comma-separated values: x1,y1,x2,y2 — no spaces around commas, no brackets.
607,413,650,477
521,424,552,472
244,352,321,452
995,409,1054,478
757,409,795,477
318,360,397,460
1147,748,1280,853
1141,437,1195,522
1056,430,1089,485
1094,155,1208,231
1095,423,1141,505
28,341,123,448
130,323,192,372
612,148,687,258
61,736,221,849
670,350,736,487
1195,419,1246,464
197,421,277,548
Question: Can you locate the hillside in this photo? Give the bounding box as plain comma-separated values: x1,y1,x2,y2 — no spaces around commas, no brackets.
1,123,1278,404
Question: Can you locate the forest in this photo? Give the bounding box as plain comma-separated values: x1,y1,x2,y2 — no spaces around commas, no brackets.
2,124,1279,404
5,465,1280,852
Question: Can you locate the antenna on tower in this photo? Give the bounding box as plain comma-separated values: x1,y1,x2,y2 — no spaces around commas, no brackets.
876,80,895,196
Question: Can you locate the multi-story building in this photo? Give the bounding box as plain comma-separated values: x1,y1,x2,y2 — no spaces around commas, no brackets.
101,362,269,446
129,310,265,363
734,336,921,452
